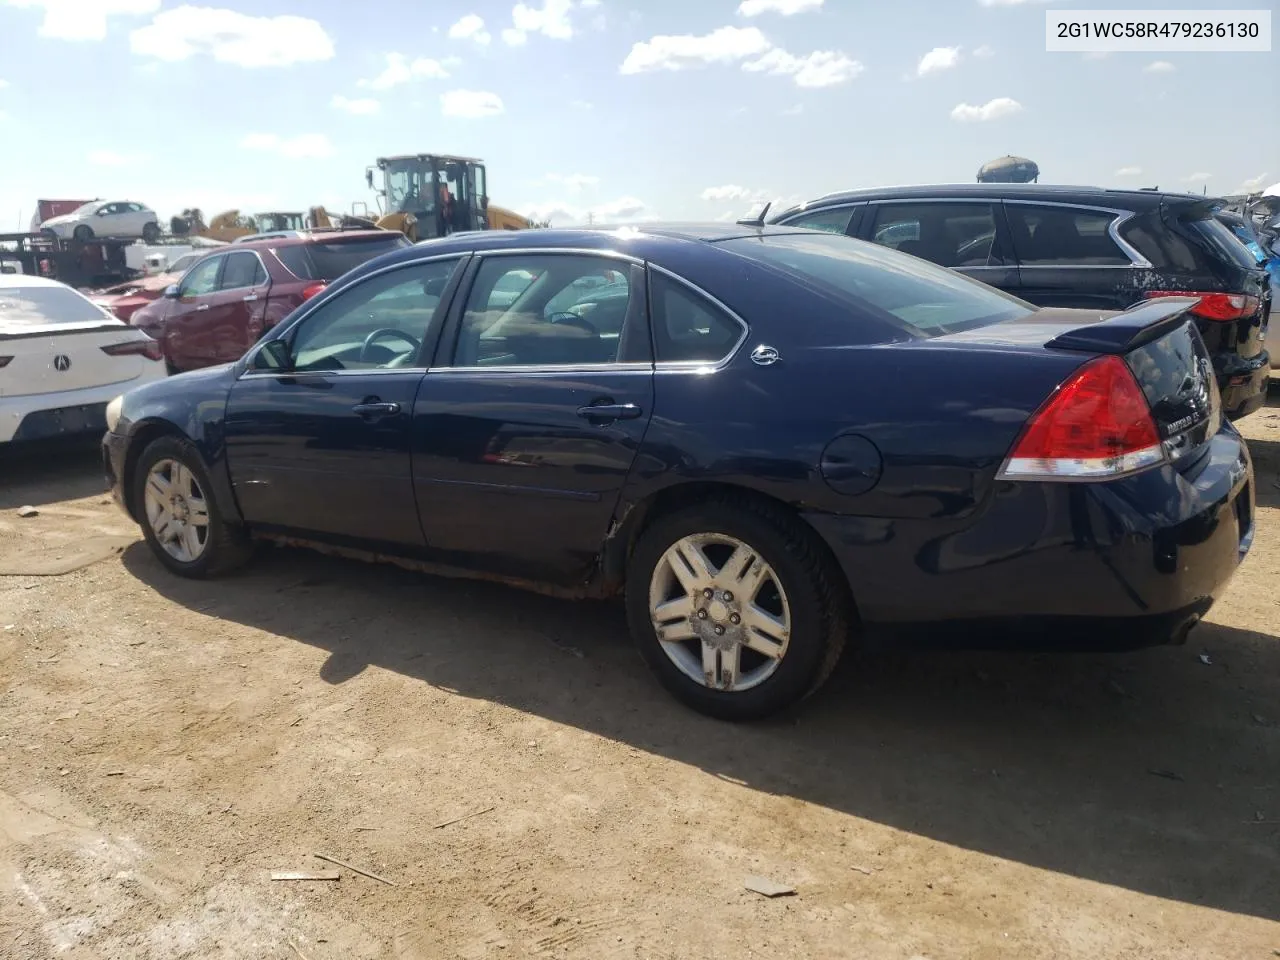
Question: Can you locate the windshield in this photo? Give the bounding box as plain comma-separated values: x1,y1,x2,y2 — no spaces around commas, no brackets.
384,160,436,214
717,232,1033,336
71,202,101,216
273,236,410,282
166,253,200,274
0,285,114,328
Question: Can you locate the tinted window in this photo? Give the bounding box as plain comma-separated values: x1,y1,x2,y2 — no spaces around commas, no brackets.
787,207,855,235
0,285,112,327
1189,216,1259,271
219,252,266,290
178,256,222,297
718,232,1032,336
1005,205,1130,265
285,259,460,371
650,272,743,363
1118,216,1199,271
454,255,632,367
274,236,410,281
870,202,1005,267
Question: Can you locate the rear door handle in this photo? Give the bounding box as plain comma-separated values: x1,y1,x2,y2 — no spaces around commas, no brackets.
352,400,401,418
242,294,258,302
576,402,643,422
195,303,210,312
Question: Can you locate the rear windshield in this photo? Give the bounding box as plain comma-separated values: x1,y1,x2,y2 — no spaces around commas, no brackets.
1188,217,1258,271
718,232,1033,336
273,236,410,281
0,285,112,329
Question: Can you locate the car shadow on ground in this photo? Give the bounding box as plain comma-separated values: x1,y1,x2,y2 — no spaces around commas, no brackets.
0,442,105,509
122,532,1280,924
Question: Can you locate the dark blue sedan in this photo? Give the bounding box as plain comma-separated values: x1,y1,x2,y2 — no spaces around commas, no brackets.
102,224,1256,720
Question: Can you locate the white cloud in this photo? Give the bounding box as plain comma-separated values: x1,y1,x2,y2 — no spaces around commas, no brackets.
129,6,334,67
547,172,600,191
87,149,142,166
1114,166,1143,177
358,53,449,90
440,89,504,118
973,44,995,58
239,133,335,159
1182,171,1212,182
1235,172,1270,193
950,96,1022,122
449,13,491,45
571,98,592,109
331,94,381,115
502,0,574,45
744,48,863,87
737,0,822,15
916,45,960,77
0,78,8,88
620,26,770,73
701,185,752,202
4,0,158,42
522,195,653,226
1143,60,1174,73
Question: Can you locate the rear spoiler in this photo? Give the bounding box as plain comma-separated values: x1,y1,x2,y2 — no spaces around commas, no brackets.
1044,297,1199,354
1160,195,1223,223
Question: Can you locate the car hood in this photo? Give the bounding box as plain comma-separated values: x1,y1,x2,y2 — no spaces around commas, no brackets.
95,274,177,298
41,214,83,227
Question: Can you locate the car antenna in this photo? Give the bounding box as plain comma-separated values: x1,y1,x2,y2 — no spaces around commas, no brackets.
736,200,772,227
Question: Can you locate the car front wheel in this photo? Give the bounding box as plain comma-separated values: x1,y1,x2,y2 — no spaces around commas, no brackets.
142,222,160,243
73,224,93,242
626,499,850,721
133,436,253,578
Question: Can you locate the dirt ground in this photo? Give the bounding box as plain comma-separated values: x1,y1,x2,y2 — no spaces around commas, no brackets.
1,388,1278,960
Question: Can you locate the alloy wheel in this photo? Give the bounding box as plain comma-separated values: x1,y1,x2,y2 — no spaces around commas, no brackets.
143,458,210,563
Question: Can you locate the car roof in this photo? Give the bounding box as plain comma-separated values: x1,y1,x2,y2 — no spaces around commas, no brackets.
772,183,1219,220
0,273,68,289
217,229,397,252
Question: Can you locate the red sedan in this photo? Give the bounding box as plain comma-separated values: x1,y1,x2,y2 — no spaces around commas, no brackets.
129,231,409,373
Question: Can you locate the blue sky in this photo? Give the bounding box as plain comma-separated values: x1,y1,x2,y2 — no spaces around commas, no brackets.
0,0,1274,231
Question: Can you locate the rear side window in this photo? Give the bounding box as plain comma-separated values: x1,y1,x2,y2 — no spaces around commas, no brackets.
274,236,410,281
218,252,267,290
717,232,1033,336
786,206,855,236
0,285,112,327
649,272,744,364
869,202,1006,267
1005,205,1131,266
1187,217,1259,271
1118,216,1200,271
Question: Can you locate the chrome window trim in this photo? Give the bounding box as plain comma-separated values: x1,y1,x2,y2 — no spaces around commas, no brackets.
238,252,468,377
648,262,750,372
472,246,645,266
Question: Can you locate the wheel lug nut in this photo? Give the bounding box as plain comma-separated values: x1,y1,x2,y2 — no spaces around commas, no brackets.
723,591,734,602
697,609,708,620
729,613,740,625
703,588,714,599
714,625,725,636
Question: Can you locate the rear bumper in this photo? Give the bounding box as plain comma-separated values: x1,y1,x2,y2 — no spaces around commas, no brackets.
1,374,161,443
1218,349,1270,420
805,426,1254,649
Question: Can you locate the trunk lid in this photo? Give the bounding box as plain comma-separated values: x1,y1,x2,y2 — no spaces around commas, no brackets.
0,320,152,397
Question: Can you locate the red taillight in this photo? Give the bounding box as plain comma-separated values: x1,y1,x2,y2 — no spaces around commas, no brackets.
301,282,327,301
1145,290,1258,321
101,338,164,362
998,355,1166,481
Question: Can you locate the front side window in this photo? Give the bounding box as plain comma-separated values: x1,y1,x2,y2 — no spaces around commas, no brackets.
453,255,633,367
1005,205,1130,266
718,232,1033,336
179,256,222,297
283,259,461,372
787,207,855,236
869,202,1005,267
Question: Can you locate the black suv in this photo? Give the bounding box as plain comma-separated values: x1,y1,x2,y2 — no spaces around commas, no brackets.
771,184,1272,419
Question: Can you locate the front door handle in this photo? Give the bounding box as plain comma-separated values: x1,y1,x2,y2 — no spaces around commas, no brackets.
195,303,210,312
576,402,643,423
242,293,259,302
352,400,401,418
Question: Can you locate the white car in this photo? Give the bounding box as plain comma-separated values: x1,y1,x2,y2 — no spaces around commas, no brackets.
40,200,161,243
0,275,166,445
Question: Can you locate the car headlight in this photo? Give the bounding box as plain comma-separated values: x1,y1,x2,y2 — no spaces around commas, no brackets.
105,394,124,433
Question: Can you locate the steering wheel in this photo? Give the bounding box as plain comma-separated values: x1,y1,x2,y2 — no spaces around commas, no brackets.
546,312,599,336
360,328,420,363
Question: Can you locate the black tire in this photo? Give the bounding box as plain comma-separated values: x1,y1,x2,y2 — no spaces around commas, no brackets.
132,436,253,579
625,497,851,721
142,222,160,243
73,224,93,242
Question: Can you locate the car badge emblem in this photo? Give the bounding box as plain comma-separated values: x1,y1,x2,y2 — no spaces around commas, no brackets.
750,344,780,366
53,354,72,372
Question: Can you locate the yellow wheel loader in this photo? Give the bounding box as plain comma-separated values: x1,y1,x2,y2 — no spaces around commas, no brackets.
366,154,531,241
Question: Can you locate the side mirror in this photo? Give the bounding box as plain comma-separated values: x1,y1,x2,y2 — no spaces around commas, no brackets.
366,169,374,189
253,338,292,371
163,284,180,298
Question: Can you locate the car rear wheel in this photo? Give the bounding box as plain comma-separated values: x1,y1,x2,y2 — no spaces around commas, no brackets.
73,225,93,242
625,499,850,721
133,436,253,578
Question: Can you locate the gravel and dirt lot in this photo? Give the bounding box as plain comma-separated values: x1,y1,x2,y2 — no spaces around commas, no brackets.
1,388,1278,960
